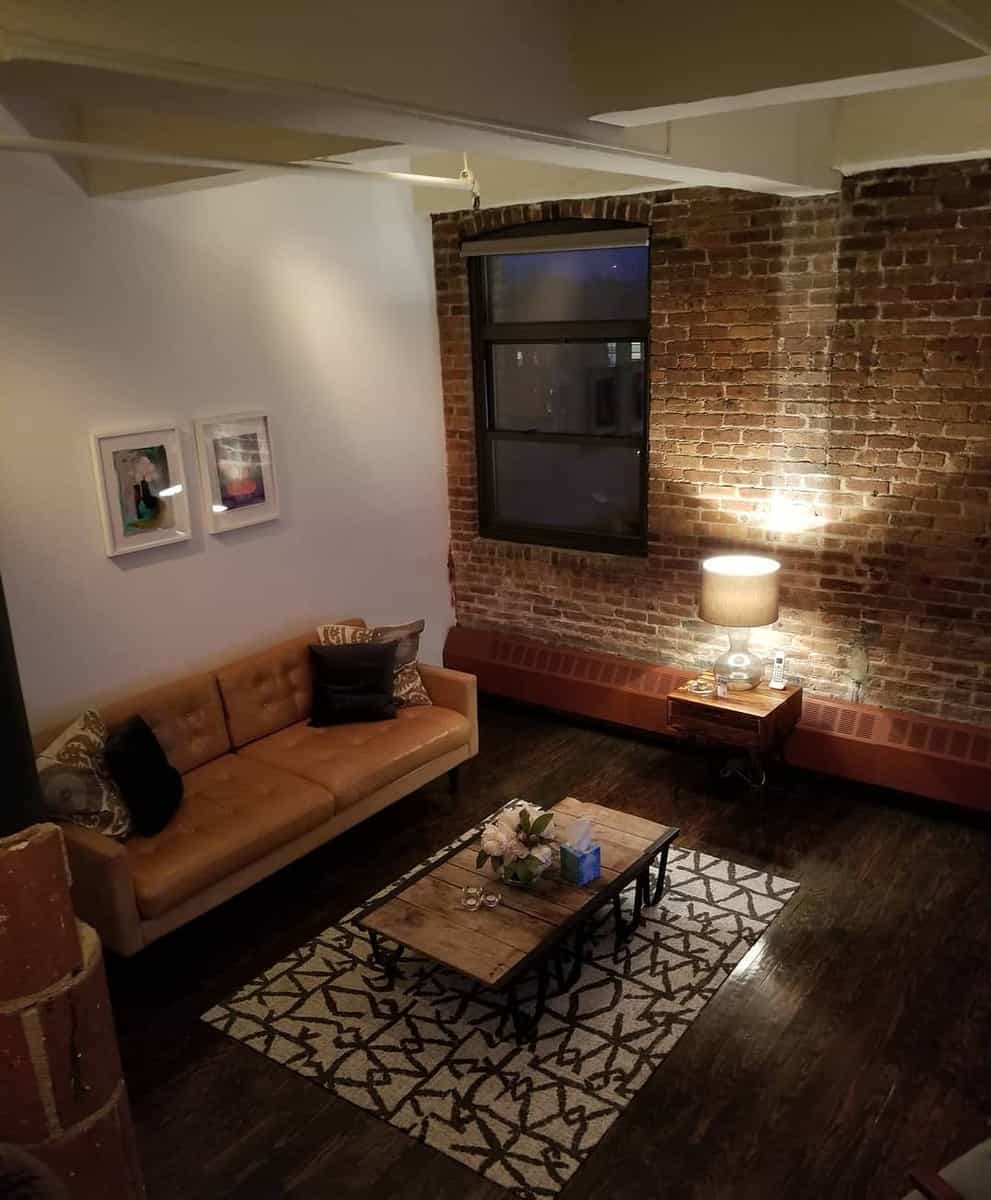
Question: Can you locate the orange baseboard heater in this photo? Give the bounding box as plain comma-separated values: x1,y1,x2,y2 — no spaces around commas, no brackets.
444,626,991,814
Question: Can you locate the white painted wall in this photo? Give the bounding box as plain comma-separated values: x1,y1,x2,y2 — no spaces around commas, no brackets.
0,110,452,727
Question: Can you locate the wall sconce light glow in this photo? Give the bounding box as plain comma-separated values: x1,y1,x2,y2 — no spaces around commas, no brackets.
761,494,828,534
158,484,183,498
212,504,228,513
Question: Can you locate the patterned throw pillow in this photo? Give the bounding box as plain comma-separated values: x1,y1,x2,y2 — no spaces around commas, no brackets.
315,620,431,707
35,710,133,839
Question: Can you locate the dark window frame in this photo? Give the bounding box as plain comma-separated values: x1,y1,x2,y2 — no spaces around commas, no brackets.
467,221,650,557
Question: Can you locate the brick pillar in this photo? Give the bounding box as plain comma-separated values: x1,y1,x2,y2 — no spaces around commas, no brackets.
0,824,145,1198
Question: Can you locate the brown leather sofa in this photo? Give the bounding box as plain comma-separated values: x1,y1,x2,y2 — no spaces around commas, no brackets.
31,620,478,956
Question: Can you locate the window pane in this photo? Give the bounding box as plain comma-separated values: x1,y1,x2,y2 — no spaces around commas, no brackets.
486,246,648,323
491,341,644,435
491,440,642,537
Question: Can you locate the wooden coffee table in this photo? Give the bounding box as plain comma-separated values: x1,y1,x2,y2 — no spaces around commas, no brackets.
359,796,679,1041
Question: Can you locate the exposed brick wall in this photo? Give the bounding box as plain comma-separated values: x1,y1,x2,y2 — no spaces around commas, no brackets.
433,163,991,725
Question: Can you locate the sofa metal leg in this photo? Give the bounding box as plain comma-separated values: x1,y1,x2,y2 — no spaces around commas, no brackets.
448,765,462,795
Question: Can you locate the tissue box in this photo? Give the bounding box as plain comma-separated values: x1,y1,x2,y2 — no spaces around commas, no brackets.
560,843,601,886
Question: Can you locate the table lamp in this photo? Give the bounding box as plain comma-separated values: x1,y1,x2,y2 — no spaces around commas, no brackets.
699,554,780,691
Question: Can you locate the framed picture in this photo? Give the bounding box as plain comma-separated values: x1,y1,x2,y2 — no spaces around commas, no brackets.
91,425,192,557
193,411,279,533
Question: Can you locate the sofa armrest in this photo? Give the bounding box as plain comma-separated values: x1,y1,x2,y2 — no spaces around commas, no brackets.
60,825,144,957
418,664,478,755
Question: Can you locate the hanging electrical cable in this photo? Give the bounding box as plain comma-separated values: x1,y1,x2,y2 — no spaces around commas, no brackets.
460,152,481,210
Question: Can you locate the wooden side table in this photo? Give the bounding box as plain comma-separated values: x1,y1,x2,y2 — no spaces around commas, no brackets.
666,677,803,796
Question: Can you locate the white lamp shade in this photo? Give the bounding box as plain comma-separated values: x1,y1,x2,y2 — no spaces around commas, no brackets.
699,554,780,627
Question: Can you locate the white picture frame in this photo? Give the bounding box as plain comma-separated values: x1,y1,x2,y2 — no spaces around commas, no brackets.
193,411,280,534
91,424,192,558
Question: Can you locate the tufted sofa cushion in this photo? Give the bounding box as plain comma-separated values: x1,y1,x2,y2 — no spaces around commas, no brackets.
126,754,334,918
239,706,471,810
100,673,230,776
216,634,315,747
215,621,367,749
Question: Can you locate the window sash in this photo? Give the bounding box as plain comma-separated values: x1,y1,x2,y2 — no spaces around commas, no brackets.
461,227,648,257
467,236,649,556
485,429,644,447
481,335,647,440
481,319,646,342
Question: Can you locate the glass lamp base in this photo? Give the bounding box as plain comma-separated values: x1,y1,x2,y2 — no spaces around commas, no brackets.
713,629,764,691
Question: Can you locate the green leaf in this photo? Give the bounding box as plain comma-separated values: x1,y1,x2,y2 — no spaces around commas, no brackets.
518,808,531,834
530,812,553,837
476,850,488,869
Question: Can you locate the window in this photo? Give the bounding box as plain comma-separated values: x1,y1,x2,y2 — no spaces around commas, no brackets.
466,224,649,556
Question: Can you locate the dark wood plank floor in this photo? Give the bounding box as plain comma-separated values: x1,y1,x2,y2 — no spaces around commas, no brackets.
106,699,991,1200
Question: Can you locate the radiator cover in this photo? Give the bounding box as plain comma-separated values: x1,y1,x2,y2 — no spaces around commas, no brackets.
444,626,991,813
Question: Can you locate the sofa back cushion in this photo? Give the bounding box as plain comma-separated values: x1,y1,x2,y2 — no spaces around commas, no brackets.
216,621,365,747
100,674,231,776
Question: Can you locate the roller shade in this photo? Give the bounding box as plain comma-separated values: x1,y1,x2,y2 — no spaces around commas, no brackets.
461,228,649,258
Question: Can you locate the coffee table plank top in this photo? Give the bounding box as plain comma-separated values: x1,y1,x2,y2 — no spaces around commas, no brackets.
555,796,668,846
444,846,623,911
436,857,579,921
399,875,551,953
360,796,677,989
366,898,518,985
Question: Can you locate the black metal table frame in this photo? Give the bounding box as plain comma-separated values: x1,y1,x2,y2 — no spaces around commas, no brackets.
366,831,678,1043
673,730,794,803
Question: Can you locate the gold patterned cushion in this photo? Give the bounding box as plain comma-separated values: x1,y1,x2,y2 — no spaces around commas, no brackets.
35,710,133,839
315,620,431,707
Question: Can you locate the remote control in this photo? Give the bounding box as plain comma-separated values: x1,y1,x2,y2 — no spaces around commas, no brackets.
769,649,787,689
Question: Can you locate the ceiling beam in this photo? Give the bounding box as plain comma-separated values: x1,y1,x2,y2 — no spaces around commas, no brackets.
834,74,991,174
2,0,990,199
590,54,991,127
0,39,840,196
0,134,477,191
71,104,394,195
895,0,991,53
0,91,87,189
619,102,840,195
407,149,668,212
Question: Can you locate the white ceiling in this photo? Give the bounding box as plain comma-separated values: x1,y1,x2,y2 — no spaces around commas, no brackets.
0,0,989,204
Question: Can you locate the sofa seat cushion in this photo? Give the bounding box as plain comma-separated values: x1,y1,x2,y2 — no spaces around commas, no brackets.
239,705,471,810
126,755,334,919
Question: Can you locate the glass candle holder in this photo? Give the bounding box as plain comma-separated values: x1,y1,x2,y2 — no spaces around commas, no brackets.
460,886,483,911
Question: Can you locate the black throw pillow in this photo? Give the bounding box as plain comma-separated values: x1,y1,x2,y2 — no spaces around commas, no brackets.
104,716,183,837
309,642,398,727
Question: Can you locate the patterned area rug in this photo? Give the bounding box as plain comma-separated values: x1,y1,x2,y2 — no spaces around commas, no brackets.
204,821,799,1198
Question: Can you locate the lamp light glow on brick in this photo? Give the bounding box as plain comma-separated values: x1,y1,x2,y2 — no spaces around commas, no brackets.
700,554,781,691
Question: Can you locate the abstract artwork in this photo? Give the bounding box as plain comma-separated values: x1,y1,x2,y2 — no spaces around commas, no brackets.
92,426,191,557
214,432,266,511
195,412,279,533
113,445,175,536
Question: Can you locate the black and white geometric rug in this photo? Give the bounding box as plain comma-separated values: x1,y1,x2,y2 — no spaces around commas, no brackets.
204,821,799,1198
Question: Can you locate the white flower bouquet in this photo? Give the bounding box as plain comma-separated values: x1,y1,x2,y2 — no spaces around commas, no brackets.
476,800,557,887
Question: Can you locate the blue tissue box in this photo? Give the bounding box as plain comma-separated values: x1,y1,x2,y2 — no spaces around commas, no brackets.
560,843,601,886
